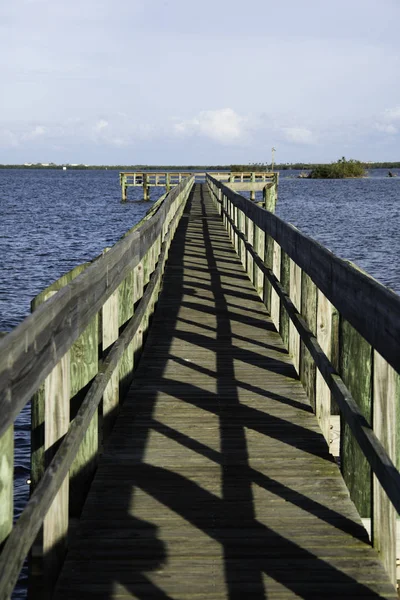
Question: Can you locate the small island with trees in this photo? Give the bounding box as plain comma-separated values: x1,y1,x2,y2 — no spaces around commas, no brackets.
308,157,365,179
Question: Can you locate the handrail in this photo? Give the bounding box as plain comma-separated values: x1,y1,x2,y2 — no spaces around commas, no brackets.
0,176,194,598
207,173,400,585
207,175,400,374
0,178,192,436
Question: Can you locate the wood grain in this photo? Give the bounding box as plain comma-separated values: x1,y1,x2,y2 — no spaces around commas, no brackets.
53,185,397,600
340,319,372,517
207,176,400,375
0,182,192,600
316,291,332,443
0,425,13,546
372,351,398,586
208,177,400,561
0,177,195,437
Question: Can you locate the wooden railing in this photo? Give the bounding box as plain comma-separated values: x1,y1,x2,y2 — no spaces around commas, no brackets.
207,174,400,586
120,172,194,200
0,176,194,599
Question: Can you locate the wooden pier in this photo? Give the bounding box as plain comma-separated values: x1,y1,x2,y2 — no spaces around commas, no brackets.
119,171,277,202
1,176,400,599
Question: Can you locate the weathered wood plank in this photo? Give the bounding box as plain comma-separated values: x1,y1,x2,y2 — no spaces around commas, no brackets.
208,184,400,525
0,177,195,437
0,426,13,546
246,217,254,282
279,251,290,349
43,348,70,595
372,352,398,586
300,273,317,412
102,287,119,438
53,185,397,600
0,186,189,600
253,225,264,299
316,291,332,443
340,319,372,517
69,314,99,517
270,240,281,330
207,176,400,375
289,259,301,373
225,182,270,192
262,232,273,314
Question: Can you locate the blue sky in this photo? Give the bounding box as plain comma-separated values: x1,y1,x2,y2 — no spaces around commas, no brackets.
1,0,400,165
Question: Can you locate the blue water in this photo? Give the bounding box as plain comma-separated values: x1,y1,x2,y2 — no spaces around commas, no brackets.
1,167,399,598
0,169,157,599
255,169,400,294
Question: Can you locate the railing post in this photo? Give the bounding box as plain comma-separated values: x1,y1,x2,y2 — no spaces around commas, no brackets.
118,271,135,400
288,260,302,373
264,182,278,212
340,320,372,517
270,240,281,330
43,347,71,597
246,215,254,282
279,251,290,349
0,424,13,548
372,352,398,585
121,174,127,202
315,291,333,440
250,172,256,201
253,224,264,298
102,285,119,439
143,174,150,201
299,274,318,412
68,315,99,517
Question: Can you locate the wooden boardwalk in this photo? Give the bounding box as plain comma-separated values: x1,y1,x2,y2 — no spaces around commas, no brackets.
54,185,397,599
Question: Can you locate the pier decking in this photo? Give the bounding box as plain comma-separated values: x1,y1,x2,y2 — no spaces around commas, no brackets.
1,177,400,599
53,186,396,598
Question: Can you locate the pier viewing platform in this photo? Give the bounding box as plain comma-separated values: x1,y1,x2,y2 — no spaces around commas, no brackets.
1,175,400,599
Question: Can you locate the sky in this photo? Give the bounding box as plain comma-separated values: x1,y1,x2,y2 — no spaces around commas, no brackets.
1,0,400,165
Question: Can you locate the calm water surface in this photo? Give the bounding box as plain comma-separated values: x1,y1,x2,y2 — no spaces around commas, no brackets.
0,169,158,598
275,171,400,294
1,168,399,597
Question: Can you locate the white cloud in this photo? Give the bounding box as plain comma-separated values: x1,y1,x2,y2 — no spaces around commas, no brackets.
174,108,247,144
94,119,109,132
0,128,19,148
23,125,46,140
282,127,314,144
373,106,400,136
383,106,400,121
375,123,397,135
110,137,128,147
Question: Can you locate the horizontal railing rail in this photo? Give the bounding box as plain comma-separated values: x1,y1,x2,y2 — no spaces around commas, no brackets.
207,173,400,586
0,176,194,599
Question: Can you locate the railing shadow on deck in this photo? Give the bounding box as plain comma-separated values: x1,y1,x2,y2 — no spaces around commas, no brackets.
0,177,195,599
206,174,400,590
92,185,391,599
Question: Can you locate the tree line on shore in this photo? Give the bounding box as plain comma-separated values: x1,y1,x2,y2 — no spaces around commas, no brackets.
1,159,399,178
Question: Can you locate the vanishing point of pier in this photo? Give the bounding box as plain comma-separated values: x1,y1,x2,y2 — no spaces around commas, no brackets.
1,174,400,599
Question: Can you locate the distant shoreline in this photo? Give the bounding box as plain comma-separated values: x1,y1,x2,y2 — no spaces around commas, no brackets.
1,163,400,171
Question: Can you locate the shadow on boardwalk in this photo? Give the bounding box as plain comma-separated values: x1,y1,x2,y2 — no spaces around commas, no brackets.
55,185,395,599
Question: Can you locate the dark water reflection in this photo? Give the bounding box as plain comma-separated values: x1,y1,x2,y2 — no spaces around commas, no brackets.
1,168,399,598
